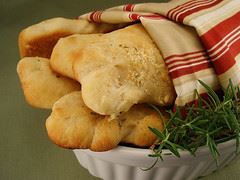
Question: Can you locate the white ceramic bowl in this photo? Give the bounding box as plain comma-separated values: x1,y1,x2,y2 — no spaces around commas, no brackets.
73,139,238,180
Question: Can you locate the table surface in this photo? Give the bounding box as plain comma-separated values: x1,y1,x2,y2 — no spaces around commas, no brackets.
1,0,240,179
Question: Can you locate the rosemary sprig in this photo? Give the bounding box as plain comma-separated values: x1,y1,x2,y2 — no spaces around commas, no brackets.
149,80,240,163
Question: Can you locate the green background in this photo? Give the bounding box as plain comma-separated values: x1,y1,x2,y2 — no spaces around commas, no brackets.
1,0,240,179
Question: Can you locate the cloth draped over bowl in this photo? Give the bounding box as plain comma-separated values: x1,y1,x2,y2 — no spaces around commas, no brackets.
78,0,240,106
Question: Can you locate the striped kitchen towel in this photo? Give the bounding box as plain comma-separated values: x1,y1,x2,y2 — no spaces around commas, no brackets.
79,0,240,106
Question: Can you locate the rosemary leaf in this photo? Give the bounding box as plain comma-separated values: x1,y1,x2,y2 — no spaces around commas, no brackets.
148,79,240,165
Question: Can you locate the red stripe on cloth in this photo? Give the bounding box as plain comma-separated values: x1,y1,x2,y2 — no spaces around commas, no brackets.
169,61,211,79
177,0,223,22
141,14,165,20
173,0,217,21
170,0,214,21
164,51,211,79
164,50,205,61
210,33,240,62
200,12,240,74
128,13,162,21
201,12,240,51
128,13,141,21
169,59,210,73
166,54,208,65
210,39,240,75
89,11,103,23
167,55,210,70
209,27,240,58
166,0,199,19
123,4,135,11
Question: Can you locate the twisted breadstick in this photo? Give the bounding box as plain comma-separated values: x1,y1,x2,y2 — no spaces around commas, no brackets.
46,91,167,151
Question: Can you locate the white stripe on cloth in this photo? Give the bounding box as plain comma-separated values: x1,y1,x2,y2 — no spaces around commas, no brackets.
174,0,218,22
167,0,209,19
208,26,240,55
167,57,209,69
188,0,240,34
169,60,210,73
173,69,220,106
140,17,219,106
219,53,240,87
211,33,240,62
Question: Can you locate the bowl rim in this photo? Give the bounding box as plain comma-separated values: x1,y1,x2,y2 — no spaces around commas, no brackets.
73,138,238,167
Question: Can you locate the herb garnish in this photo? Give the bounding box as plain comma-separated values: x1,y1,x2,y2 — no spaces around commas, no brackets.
149,80,240,164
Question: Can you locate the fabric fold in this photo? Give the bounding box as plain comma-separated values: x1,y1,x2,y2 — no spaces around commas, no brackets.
78,0,240,106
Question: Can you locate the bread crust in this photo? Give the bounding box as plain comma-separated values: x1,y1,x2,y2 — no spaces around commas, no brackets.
50,34,103,79
17,20,173,151
16,57,80,109
46,91,166,151
73,24,176,116
18,17,126,58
